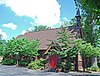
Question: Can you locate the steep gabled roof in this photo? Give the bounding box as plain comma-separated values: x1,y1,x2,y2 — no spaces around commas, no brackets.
16,26,78,50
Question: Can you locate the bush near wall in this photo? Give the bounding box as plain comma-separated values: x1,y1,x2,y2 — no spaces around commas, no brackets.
1,38,40,66
28,58,45,70
2,58,16,65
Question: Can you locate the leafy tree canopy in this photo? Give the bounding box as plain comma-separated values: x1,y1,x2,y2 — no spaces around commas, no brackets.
75,39,100,57
75,0,100,14
75,0,100,25
2,38,40,65
48,26,78,71
0,35,6,56
34,25,51,32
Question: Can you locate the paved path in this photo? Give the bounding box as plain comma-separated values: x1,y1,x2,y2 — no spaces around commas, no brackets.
0,65,100,76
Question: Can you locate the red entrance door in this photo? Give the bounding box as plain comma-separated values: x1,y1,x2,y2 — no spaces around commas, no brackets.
49,54,58,68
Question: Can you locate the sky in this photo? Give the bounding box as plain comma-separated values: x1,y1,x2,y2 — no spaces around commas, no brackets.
0,0,76,40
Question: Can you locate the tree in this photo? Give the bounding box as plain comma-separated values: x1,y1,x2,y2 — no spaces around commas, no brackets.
3,38,40,66
34,25,51,32
69,17,76,26
74,0,100,40
96,27,100,47
75,0,100,25
75,39,100,71
81,16,95,44
48,26,78,72
74,0,100,68
0,34,6,56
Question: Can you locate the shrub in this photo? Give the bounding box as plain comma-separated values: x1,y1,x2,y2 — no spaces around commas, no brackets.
28,58,45,70
91,66,99,71
2,38,40,66
86,67,91,71
19,60,30,66
2,58,16,65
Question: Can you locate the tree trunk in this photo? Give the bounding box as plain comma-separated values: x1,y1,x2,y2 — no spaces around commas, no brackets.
82,56,85,72
75,54,78,71
16,60,19,66
92,56,98,67
16,56,20,66
90,15,98,68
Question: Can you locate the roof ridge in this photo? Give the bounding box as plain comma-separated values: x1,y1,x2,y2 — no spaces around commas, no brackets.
24,26,75,35
24,27,61,34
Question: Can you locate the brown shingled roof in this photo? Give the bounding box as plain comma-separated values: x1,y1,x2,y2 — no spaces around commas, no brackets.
16,26,78,50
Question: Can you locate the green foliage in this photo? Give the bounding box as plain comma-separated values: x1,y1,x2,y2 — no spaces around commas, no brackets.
82,16,95,44
48,26,70,56
75,0,100,13
74,0,100,48
19,60,30,66
34,25,51,32
96,27,100,47
48,47,67,59
74,0,100,70
86,66,100,72
0,44,4,56
2,58,16,65
75,39,100,57
48,26,70,55
69,17,76,26
21,39,40,57
28,58,45,70
0,39,6,56
90,66,99,71
75,39,100,69
66,46,78,71
48,26,78,71
58,26,70,48
2,38,40,66
75,0,100,25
